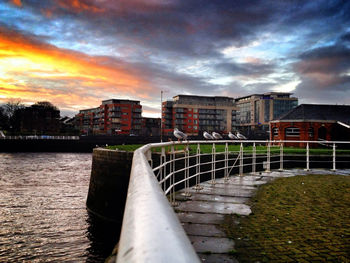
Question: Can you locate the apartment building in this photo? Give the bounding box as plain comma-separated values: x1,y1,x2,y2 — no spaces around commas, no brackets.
75,99,142,135
162,95,237,136
235,92,298,134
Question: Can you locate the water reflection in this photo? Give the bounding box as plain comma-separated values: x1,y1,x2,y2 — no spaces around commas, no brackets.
0,153,120,262
85,212,121,263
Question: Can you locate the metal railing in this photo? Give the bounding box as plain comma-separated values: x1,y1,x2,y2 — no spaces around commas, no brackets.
0,135,79,140
117,140,350,263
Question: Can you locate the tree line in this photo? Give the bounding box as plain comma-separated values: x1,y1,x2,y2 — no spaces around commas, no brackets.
0,100,77,135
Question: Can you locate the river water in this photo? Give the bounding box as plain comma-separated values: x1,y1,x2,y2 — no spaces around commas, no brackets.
0,153,120,262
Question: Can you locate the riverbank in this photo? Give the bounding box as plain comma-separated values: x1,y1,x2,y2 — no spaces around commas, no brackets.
0,135,162,152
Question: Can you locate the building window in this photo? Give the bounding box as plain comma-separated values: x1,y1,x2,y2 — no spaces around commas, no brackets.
285,127,300,137
272,127,279,136
188,114,192,117
188,125,192,129
193,114,198,118
308,127,314,137
264,100,270,122
194,126,197,130
194,109,198,113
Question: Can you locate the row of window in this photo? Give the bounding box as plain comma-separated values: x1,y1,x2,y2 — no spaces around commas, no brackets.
272,127,315,137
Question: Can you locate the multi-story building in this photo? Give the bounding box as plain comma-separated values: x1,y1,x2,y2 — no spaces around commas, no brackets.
235,92,298,134
162,95,237,136
75,99,142,135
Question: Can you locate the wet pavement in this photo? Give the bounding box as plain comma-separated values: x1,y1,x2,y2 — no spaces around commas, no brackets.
175,169,350,263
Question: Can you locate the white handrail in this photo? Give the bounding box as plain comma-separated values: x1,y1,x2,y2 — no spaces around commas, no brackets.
116,145,200,263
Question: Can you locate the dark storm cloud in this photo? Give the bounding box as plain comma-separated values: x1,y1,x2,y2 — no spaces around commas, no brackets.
340,32,350,43
3,0,350,111
293,43,350,103
11,0,350,61
8,0,288,57
215,61,276,77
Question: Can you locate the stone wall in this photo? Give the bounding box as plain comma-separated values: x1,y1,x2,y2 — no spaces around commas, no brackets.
86,148,133,222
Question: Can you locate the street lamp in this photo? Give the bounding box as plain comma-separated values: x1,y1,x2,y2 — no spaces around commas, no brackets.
161,90,163,142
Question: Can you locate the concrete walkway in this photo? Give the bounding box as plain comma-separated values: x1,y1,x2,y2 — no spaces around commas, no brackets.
175,169,350,263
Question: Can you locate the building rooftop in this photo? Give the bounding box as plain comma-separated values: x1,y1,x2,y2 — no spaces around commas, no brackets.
235,92,295,101
277,104,350,124
171,94,234,106
102,99,140,105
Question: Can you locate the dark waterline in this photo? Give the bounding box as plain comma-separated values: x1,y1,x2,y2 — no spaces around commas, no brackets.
0,153,120,262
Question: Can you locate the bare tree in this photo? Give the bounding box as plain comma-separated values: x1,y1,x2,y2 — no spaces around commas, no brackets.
4,99,24,119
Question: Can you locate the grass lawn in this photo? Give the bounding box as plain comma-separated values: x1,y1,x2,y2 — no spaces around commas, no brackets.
220,174,350,262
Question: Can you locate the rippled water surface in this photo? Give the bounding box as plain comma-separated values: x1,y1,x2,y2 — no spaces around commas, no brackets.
0,153,118,262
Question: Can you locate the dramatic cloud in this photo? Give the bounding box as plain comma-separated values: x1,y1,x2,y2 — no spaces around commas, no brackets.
1,0,350,115
293,41,350,103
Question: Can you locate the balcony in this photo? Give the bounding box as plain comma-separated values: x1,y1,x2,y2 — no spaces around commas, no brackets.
133,108,142,113
109,113,121,118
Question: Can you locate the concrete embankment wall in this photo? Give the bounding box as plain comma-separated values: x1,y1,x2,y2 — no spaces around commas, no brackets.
86,148,133,222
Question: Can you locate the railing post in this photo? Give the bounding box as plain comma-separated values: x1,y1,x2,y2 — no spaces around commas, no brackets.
194,143,203,190
305,142,310,171
161,147,166,192
252,142,256,174
266,142,271,172
184,144,191,197
279,143,284,171
224,142,229,181
170,145,178,207
146,149,153,168
239,143,243,176
210,143,216,184
332,143,336,171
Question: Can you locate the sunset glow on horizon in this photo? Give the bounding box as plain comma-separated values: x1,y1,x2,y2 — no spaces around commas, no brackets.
1,0,350,117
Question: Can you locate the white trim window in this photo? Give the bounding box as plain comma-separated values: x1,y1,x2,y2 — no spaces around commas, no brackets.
285,127,300,137
272,127,279,136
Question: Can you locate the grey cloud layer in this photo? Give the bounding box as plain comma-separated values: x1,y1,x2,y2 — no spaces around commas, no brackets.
4,0,350,104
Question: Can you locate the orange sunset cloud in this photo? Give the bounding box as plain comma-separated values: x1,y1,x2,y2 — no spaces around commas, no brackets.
0,27,154,112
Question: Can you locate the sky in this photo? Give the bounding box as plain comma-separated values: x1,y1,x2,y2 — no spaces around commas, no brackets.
0,0,350,117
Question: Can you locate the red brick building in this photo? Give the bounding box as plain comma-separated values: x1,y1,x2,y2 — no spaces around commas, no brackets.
270,104,350,146
75,99,142,135
162,95,236,136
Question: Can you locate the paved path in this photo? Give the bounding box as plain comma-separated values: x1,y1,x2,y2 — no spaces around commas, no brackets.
175,169,350,263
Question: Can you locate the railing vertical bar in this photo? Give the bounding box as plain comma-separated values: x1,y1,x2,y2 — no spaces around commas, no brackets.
279,143,284,171
194,143,203,190
266,142,271,172
170,145,178,206
184,144,191,197
332,143,336,171
147,149,153,168
239,143,243,176
210,143,216,184
306,142,310,171
252,142,256,174
161,147,165,191
224,142,229,181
